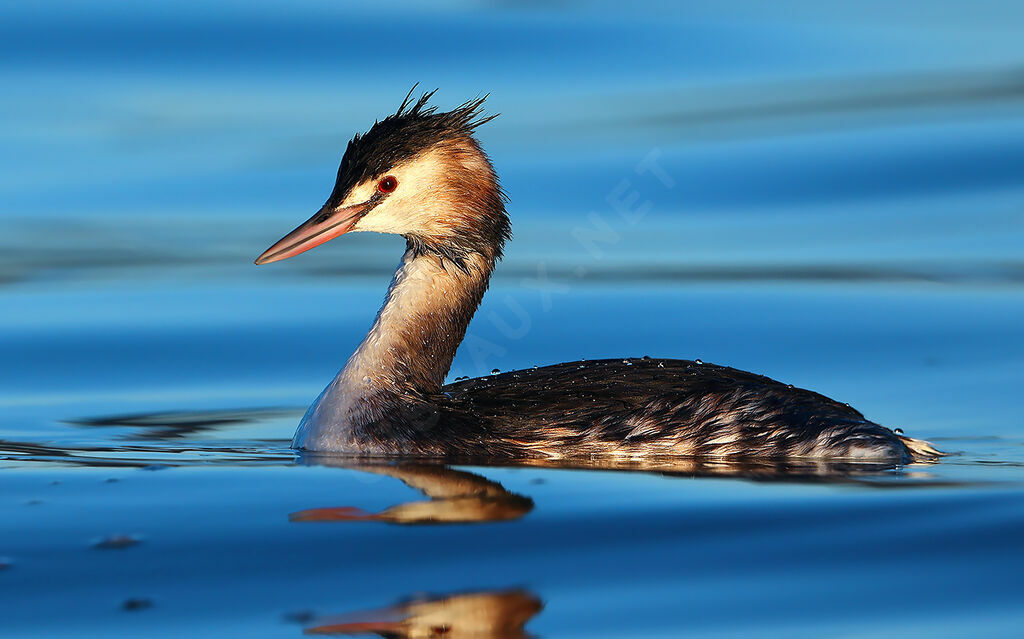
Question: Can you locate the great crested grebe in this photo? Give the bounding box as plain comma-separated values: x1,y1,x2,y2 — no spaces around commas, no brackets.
256,89,940,463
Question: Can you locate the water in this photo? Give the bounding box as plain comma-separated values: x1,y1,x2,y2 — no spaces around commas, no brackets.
3,1,1024,636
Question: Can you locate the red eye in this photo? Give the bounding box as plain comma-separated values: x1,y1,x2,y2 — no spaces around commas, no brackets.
378,175,398,193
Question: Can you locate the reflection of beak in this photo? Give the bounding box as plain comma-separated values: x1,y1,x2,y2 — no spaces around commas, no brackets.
289,506,378,522
254,201,369,265
304,604,405,635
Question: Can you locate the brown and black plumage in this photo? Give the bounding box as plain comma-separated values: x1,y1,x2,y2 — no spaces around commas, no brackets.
255,89,941,464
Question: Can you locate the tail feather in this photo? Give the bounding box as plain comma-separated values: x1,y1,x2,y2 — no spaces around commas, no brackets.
898,434,944,461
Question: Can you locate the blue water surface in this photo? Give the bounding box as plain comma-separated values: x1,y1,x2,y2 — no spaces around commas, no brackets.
2,1,1023,637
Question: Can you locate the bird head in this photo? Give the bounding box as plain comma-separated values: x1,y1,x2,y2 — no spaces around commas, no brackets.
255,89,509,269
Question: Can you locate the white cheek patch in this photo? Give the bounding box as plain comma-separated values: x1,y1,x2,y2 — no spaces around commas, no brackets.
351,149,452,236
355,203,411,234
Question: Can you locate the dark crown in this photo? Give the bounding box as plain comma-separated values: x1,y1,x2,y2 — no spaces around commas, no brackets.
328,88,497,203
327,89,510,269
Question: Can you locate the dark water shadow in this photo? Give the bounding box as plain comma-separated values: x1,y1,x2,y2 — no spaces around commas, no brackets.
1,408,298,468
65,407,296,440
0,437,295,468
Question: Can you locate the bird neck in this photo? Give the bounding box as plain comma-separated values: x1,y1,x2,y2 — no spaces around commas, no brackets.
341,243,494,399
293,242,496,451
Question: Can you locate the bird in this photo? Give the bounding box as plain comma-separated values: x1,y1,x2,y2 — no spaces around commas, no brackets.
255,89,941,463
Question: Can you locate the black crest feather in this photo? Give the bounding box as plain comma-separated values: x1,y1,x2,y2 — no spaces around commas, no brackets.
325,87,510,269
328,87,498,204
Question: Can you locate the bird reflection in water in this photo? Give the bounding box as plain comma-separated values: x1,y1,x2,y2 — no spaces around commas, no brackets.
290,455,938,526
285,457,937,637
303,589,542,637
290,463,533,524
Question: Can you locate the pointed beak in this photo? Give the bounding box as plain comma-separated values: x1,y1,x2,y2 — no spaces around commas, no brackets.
254,201,369,265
